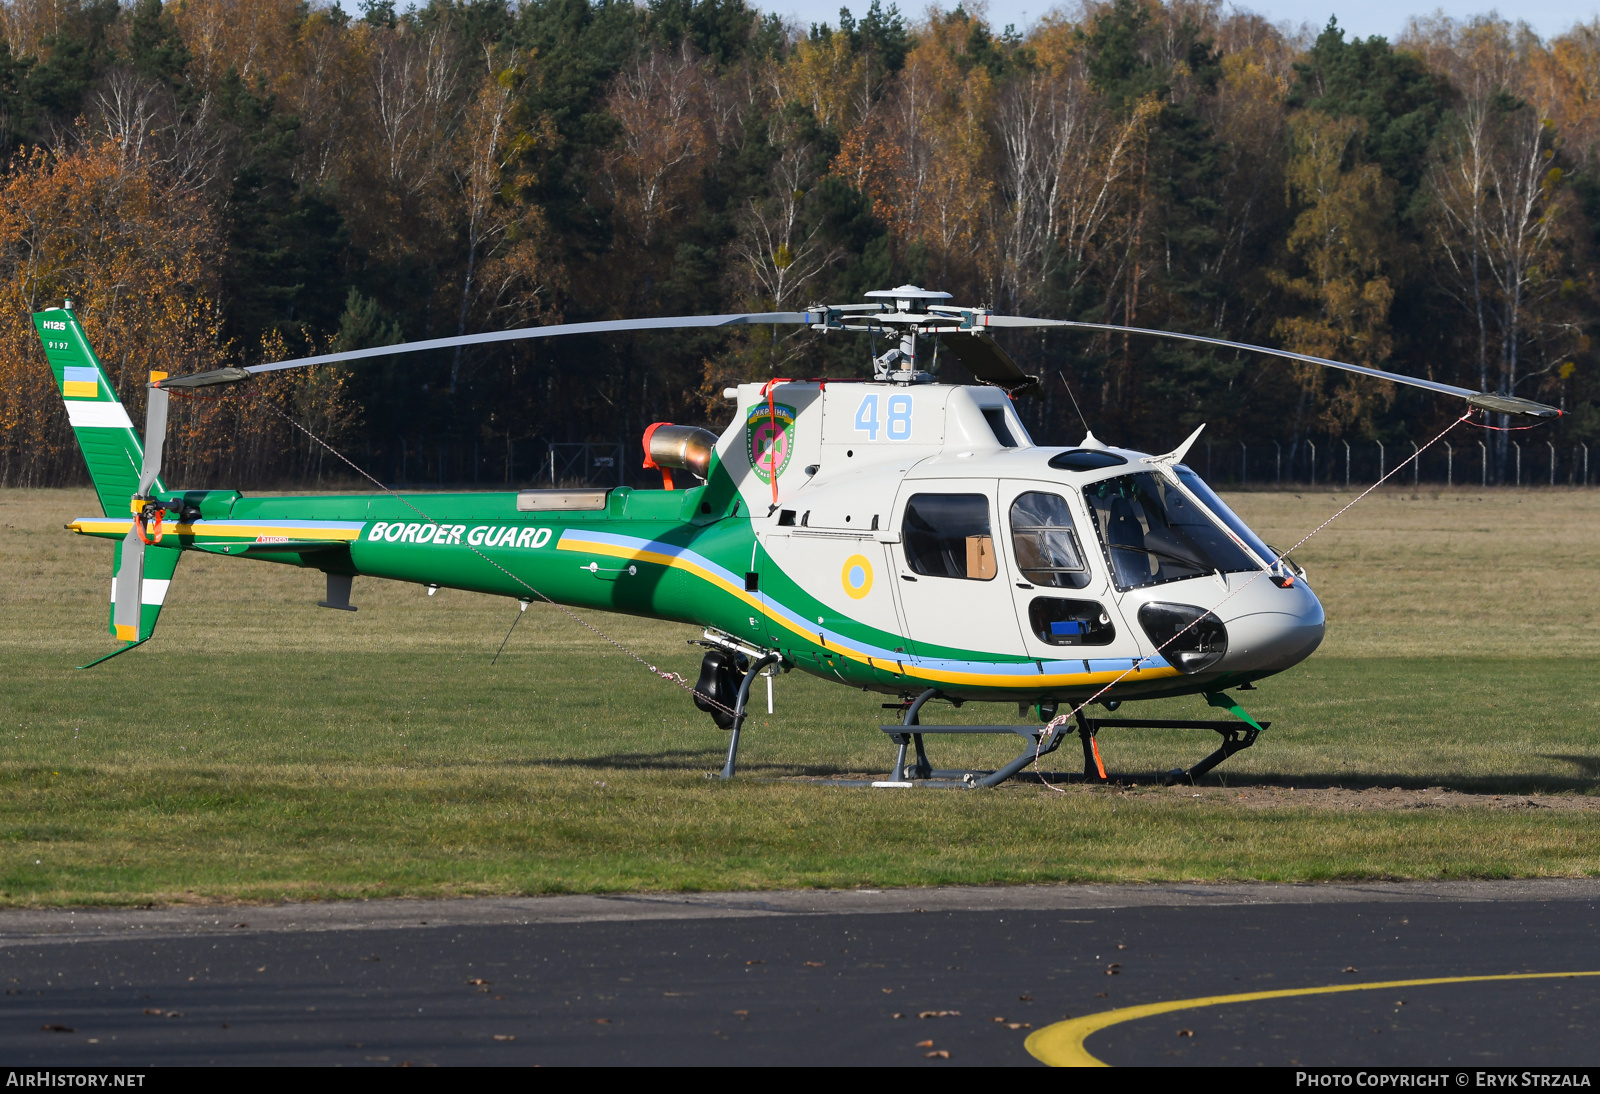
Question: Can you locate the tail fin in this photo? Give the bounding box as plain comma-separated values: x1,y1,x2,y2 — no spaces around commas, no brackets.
33,305,165,517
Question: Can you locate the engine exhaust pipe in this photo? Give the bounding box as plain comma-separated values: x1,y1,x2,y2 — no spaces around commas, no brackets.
643,422,717,486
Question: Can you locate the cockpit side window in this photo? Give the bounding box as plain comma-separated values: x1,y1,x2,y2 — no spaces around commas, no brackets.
1009,492,1089,590
1083,472,1259,591
903,493,997,580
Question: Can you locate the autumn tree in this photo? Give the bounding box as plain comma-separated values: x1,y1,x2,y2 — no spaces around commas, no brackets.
0,132,353,488
1271,111,1396,443
442,54,555,393
1414,15,1578,472
601,41,712,249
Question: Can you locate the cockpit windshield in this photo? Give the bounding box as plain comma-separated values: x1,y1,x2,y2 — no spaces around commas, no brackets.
1172,464,1277,566
1083,472,1261,591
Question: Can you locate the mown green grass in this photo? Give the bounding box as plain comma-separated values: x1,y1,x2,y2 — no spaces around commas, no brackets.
2,486,1597,904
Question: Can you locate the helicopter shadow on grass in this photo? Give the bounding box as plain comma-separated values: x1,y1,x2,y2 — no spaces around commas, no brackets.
1539,753,1600,779
481,748,869,778
1099,766,1600,796
461,753,1600,792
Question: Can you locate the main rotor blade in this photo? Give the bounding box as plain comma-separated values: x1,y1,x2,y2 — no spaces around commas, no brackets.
982,316,1561,419
243,312,816,376
938,331,1038,392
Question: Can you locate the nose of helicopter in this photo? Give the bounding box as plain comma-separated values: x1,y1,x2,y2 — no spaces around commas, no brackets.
1212,575,1326,676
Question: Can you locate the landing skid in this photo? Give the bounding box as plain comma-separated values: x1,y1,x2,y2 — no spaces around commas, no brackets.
1074,716,1265,785
875,689,1268,788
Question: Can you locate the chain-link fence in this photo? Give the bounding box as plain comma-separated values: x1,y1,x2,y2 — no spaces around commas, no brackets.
1193,439,1592,489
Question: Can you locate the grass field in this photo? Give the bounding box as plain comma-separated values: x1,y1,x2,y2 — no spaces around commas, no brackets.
2,485,1597,905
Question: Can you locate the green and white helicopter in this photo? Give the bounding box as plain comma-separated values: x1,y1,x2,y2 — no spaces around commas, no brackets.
34,285,1559,787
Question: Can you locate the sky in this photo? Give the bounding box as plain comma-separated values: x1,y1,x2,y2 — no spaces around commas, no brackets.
772,0,1600,43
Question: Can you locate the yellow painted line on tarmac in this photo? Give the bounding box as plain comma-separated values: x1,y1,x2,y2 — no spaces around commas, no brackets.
1025,970,1600,1066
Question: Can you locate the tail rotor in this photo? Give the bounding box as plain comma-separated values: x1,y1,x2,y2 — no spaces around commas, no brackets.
112,376,170,643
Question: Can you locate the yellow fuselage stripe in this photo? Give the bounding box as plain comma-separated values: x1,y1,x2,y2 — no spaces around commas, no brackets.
68,519,360,542
560,536,1181,691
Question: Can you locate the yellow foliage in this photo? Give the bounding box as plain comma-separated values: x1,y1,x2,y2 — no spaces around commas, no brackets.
603,44,713,248
778,33,866,132
170,0,303,88
0,0,71,61
1271,112,1396,433
832,12,996,287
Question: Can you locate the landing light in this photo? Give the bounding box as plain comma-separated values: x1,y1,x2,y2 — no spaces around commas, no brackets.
1137,603,1228,674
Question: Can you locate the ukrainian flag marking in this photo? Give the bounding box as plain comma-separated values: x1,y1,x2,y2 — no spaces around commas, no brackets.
62,366,99,399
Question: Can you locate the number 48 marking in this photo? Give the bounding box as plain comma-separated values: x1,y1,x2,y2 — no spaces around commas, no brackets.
854,393,913,442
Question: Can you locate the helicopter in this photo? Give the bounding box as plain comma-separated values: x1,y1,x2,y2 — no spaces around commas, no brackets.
34,285,1559,787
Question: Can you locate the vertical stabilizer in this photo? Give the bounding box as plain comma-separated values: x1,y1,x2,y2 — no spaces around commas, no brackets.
33,305,164,516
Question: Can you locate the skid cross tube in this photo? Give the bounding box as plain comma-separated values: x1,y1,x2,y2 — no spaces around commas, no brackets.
719,651,782,780
881,717,1066,788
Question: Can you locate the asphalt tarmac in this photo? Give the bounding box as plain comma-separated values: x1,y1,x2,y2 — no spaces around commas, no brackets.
2,880,1598,1067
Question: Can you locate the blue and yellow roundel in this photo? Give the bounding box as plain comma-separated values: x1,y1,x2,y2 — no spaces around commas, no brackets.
841,554,874,599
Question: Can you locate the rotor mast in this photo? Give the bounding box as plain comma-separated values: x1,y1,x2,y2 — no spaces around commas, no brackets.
862,285,951,383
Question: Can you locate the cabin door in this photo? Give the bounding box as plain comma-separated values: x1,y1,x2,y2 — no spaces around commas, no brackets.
888,479,1028,666
998,479,1137,665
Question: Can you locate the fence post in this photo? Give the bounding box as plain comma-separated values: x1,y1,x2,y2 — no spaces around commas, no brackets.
1240,442,1247,486
1583,443,1590,486
1343,439,1351,488
1377,441,1385,484
1307,440,1316,484
1549,441,1556,486
1411,441,1419,487
1514,442,1521,486
1274,441,1281,485
1446,444,1452,487
1479,441,1487,486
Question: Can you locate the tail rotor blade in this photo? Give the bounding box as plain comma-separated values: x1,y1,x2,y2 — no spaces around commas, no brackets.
136,384,168,497
113,528,145,643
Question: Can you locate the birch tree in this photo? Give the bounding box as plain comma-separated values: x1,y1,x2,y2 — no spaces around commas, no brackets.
602,42,713,247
